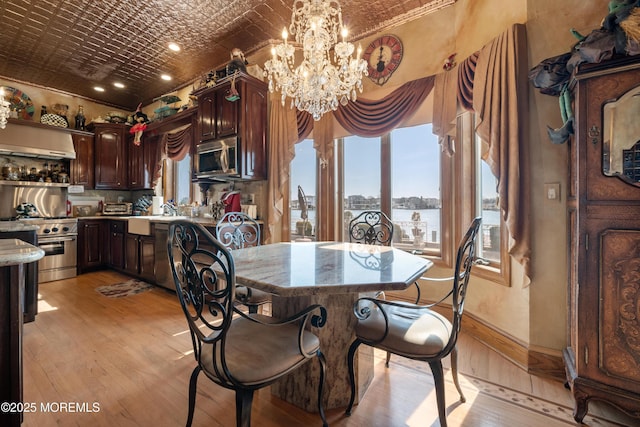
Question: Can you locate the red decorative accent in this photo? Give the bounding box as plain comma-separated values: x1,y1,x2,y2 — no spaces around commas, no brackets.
443,53,457,71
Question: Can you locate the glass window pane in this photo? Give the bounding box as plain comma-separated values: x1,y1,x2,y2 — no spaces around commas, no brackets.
343,135,381,238
477,139,500,262
290,139,317,241
175,154,191,205
390,124,440,253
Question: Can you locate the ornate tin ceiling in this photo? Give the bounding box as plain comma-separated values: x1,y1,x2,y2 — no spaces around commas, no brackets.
0,0,454,110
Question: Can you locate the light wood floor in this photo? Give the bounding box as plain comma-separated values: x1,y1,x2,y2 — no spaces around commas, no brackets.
21,271,638,427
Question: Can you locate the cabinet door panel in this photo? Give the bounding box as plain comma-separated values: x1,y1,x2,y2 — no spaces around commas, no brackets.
577,67,640,202
124,234,139,275
216,83,238,137
94,124,127,189
198,94,216,140
71,134,94,188
589,227,640,389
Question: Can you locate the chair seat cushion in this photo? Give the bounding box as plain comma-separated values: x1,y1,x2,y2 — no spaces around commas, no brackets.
356,303,452,358
200,314,319,386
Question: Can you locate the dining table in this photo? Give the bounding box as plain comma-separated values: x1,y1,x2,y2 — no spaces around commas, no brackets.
230,241,433,412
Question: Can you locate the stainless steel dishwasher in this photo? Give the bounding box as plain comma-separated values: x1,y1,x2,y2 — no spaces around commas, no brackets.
153,222,174,291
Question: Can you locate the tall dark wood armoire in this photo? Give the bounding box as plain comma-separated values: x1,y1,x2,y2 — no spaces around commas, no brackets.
564,55,640,422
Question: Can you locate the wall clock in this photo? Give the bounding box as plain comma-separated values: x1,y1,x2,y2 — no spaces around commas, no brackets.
362,35,403,86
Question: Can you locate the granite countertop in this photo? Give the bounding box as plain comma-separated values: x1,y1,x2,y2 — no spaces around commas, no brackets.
0,238,45,266
0,222,39,232
76,215,263,225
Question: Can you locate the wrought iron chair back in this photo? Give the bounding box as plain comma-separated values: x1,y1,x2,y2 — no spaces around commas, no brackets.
214,212,269,314
168,221,236,366
348,210,394,246
216,211,261,249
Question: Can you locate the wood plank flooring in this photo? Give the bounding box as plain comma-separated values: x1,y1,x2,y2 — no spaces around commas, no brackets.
20,271,639,426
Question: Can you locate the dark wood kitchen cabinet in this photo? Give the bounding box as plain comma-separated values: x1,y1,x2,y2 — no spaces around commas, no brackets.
108,220,126,270
194,72,267,180
90,123,128,190
125,231,155,281
70,132,94,188
78,219,106,273
564,56,640,422
128,133,160,190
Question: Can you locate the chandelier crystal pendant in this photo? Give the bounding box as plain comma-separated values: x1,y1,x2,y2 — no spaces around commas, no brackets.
0,88,10,129
264,0,368,121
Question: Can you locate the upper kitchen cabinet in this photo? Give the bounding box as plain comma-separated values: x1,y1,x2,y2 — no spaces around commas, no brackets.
89,123,128,190
128,133,161,190
194,72,267,180
70,133,94,188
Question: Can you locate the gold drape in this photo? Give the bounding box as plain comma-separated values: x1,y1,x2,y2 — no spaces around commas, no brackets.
265,95,298,243
473,23,530,285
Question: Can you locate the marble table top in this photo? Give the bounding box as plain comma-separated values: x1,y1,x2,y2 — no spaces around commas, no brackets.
231,242,433,296
0,238,44,267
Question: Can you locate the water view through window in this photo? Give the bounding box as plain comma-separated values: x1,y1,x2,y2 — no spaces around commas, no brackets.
290,125,500,255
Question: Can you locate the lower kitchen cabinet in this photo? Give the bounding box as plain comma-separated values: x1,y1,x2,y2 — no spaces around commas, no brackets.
78,219,106,273
108,220,126,270
125,232,155,282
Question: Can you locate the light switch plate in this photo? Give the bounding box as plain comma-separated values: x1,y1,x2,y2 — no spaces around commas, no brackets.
544,183,560,201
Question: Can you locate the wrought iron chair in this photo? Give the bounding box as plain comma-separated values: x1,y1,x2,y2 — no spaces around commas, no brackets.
348,209,421,365
215,211,271,314
167,220,328,427
345,217,482,427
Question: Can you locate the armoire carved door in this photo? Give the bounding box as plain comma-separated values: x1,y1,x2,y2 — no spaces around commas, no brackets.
564,55,640,422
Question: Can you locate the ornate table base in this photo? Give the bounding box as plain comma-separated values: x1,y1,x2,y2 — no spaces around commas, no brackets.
271,293,374,411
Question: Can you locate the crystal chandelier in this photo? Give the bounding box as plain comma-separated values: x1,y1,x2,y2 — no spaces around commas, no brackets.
264,0,368,121
0,88,10,129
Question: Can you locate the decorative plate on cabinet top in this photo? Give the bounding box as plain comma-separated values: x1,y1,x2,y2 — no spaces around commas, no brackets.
0,86,35,120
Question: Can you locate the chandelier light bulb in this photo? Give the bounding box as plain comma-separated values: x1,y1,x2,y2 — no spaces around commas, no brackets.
263,0,368,121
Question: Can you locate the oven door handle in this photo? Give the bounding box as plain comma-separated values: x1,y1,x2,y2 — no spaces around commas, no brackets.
38,236,77,244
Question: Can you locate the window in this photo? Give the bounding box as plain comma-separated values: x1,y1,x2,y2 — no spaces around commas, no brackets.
174,154,192,205
459,113,508,285
290,139,317,241
158,154,192,206
475,135,500,263
340,124,441,255
342,135,381,238
390,124,440,254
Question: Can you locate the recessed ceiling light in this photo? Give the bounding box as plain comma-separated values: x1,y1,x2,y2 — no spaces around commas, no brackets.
168,43,180,52
113,82,125,89
161,74,172,81
94,86,105,92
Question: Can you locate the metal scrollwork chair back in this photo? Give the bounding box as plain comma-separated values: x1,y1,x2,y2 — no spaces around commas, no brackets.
348,210,394,246
168,220,328,427
345,217,482,427
215,211,271,314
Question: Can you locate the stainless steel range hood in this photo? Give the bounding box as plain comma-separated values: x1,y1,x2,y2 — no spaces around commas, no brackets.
0,122,76,159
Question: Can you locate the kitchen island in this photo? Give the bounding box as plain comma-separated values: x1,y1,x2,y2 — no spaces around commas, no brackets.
0,238,44,427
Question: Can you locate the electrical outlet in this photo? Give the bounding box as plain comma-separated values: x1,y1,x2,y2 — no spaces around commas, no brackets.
544,183,560,201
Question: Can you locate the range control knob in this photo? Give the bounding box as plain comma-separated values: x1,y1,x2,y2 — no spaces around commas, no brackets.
62,226,69,232
43,228,51,234
52,227,59,232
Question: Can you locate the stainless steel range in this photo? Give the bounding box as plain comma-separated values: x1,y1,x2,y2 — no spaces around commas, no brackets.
21,217,78,283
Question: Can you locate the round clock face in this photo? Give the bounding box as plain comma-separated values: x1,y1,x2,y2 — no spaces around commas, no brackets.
362,35,403,86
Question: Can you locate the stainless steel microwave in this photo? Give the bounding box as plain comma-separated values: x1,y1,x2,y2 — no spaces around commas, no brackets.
195,136,238,178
